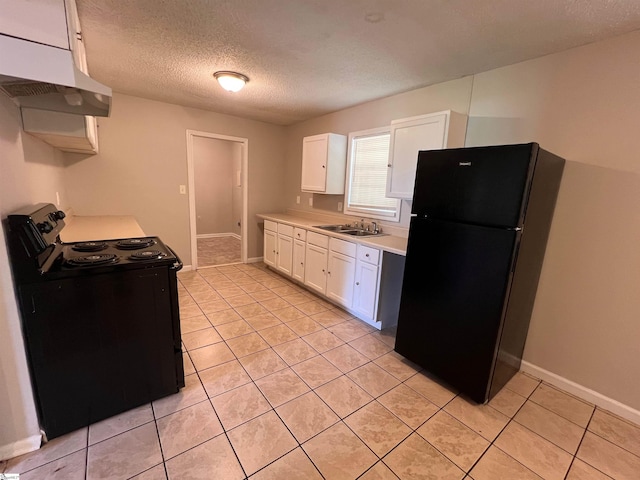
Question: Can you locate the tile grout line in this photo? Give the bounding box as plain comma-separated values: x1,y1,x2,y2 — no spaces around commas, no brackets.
194,363,249,480
180,266,638,479
460,379,544,478
186,267,478,477
562,407,597,480
186,265,398,477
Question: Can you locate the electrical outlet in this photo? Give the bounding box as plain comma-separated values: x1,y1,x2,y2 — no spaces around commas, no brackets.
337,202,343,211
296,196,300,204
308,197,313,207
55,192,60,207
179,185,186,195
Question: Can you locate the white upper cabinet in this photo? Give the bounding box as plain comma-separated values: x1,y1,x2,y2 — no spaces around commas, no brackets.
301,133,347,194
65,0,88,74
386,111,467,199
0,0,69,49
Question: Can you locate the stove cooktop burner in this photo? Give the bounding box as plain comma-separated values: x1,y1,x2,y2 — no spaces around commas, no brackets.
72,241,108,252
66,254,119,267
116,238,156,250
129,250,166,261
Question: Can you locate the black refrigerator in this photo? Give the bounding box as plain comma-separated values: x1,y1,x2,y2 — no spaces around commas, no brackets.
394,143,564,403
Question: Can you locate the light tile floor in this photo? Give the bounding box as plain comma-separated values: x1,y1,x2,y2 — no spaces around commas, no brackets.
197,236,241,267
4,263,640,479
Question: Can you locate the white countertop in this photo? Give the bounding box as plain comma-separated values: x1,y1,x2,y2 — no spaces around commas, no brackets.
257,213,407,256
60,215,146,242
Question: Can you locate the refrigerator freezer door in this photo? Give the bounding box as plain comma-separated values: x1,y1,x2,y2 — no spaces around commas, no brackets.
411,143,537,228
395,218,517,403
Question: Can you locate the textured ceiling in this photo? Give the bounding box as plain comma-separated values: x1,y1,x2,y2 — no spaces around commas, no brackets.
77,0,640,125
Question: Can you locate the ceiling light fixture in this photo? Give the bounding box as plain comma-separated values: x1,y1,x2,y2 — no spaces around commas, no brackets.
213,71,249,92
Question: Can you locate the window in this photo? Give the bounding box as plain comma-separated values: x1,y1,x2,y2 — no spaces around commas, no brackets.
344,126,401,221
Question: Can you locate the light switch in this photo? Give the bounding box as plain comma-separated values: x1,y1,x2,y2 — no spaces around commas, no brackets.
337,202,343,211
179,185,186,195
308,197,313,207
296,196,300,204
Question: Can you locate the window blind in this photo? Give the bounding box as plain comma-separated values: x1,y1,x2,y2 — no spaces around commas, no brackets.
348,133,397,215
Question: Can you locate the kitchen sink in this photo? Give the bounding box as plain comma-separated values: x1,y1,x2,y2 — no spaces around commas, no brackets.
314,225,387,237
315,224,351,232
341,230,385,236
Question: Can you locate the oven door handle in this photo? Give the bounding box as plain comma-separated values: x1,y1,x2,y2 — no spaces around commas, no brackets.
166,245,183,271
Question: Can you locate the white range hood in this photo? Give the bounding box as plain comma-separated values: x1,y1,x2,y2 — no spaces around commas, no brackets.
0,34,111,117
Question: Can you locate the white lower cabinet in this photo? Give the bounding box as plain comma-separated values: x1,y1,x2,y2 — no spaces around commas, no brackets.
276,234,293,276
263,220,384,326
353,261,379,322
264,229,277,267
293,238,306,282
304,243,328,295
327,251,356,309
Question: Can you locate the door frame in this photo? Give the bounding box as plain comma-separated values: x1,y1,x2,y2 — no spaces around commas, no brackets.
186,129,249,269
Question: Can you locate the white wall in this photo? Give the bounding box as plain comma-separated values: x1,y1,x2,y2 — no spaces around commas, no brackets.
193,136,234,235
63,93,288,265
466,30,640,410
0,94,68,459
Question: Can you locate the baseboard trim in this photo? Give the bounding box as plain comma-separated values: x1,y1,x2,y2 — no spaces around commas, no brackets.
521,360,640,425
181,265,193,272
0,434,41,461
196,233,241,240
247,257,263,264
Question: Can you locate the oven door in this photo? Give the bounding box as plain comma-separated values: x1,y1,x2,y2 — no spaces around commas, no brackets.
19,266,180,439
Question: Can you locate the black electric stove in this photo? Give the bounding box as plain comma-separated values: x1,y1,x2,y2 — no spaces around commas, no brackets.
4,203,185,440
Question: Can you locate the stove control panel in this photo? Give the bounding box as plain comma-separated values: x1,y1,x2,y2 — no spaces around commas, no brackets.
7,203,66,256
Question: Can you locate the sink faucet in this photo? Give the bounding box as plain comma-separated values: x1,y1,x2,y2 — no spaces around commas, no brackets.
371,221,378,233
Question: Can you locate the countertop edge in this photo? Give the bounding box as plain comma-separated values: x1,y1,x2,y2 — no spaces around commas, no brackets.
256,213,407,256
60,215,146,243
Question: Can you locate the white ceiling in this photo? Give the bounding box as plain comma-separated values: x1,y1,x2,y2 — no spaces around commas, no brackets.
77,0,640,126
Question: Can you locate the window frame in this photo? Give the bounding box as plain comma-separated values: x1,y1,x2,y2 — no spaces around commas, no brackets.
343,126,401,222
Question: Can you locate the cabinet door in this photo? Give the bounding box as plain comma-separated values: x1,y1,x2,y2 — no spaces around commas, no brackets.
353,261,379,322
276,234,293,276
304,244,328,295
0,0,69,49
326,251,356,309
387,113,448,199
293,239,306,282
301,135,328,192
264,230,277,267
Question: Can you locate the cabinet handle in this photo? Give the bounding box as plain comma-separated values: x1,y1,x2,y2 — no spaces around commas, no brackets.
322,269,325,273
327,271,331,275
387,164,392,167
365,253,370,257
322,165,326,168
356,282,360,286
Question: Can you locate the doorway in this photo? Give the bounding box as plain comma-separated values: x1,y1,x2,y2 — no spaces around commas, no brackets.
186,130,248,269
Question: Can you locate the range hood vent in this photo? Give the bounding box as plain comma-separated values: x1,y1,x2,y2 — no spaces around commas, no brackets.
0,34,112,117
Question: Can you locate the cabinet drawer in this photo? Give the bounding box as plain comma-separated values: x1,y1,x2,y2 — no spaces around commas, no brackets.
294,228,307,241
307,231,329,249
278,223,294,237
264,220,277,232
330,237,356,257
357,245,380,265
